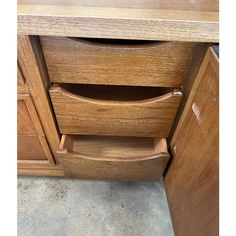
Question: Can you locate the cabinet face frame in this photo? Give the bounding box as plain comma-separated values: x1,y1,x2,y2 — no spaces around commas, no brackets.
17,62,29,94
17,93,55,164
18,35,61,158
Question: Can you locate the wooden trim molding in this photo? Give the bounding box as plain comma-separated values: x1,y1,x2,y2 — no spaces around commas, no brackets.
18,160,64,177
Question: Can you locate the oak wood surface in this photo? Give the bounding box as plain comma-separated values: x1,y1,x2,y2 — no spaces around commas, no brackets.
41,37,197,87
17,94,44,136
18,0,218,42
18,35,60,159
17,62,29,94
18,136,48,160
57,135,169,181
164,48,219,236
168,43,209,141
17,63,25,85
49,84,182,137
18,160,64,176
18,0,218,11
18,100,37,135
17,94,55,163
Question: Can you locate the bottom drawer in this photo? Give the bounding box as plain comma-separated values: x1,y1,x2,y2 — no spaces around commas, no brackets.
57,135,170,181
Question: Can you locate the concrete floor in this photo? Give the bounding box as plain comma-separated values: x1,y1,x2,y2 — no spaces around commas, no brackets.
18,176,174,236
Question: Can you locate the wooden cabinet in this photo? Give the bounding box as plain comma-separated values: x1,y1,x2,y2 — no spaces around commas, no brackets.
164,47,219,236
17,1,219,232
18,0,219,190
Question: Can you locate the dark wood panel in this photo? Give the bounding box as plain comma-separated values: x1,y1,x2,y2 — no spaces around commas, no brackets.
164,48,219,236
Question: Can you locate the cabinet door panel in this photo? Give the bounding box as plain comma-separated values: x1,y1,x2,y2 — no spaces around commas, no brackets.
17,94,44,136
164,47,219,236
17,99,37,135
18,136,48,160
17,94,54,163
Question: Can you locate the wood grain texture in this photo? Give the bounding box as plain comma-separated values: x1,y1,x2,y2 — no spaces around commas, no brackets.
18,0,218,11
18,136,48,160
17,35,60,159
18,0,219,42
57,135,170,181
168,43,209,142
18,160,64,176
49,84,182,137
17,94,55,163
17,63,25,85
17,62,29,94
17,94,44,136
18,100,37,135
164,47,219,236
41,37,197,87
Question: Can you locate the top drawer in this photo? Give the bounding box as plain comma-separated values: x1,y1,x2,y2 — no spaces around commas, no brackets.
41,37,196,87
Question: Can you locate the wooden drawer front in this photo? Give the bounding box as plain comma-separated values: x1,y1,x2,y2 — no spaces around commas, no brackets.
41,36,196,87
58,135,170,181
49,85,182,137
17,94,54,163
18,136,48,160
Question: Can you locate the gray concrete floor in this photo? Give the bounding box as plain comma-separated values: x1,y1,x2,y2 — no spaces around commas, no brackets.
18,176,174,236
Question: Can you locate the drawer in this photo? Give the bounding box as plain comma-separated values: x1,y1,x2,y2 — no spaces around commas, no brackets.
41,36,197,87
57,135,170,181
49,84,182,137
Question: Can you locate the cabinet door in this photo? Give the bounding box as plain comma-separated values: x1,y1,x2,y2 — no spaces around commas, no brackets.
164,47,219,236
17,94,54,163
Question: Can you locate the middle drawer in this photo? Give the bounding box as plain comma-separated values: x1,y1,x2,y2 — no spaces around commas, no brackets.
49,84,182,137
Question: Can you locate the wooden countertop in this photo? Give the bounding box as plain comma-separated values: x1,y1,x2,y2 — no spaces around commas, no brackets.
18,0,219,42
